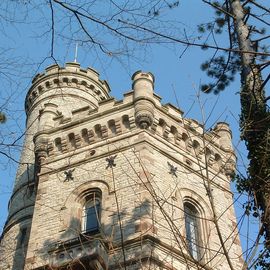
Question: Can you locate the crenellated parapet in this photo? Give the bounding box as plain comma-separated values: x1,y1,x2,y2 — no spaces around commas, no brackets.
30,66,236,181
33,86,235,180
34,113,134,161
25,62,110,115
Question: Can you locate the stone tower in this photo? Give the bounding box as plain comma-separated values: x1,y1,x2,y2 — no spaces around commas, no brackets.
0,63,243,270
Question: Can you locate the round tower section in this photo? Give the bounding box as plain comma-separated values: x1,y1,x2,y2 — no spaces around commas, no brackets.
17,62,110,188
213,122,233,152
0,63,111,270
26,62,110,124
132,70,155,129
9,62,111,216
213,122,236,177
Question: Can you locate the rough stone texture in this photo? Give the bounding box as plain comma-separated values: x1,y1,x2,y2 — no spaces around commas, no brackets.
0,63,243,270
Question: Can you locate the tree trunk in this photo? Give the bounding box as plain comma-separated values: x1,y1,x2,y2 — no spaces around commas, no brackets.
230,0,270,245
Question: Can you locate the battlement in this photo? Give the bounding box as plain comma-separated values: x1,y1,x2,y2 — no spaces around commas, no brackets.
132,70,155,87
33,79,235,180
25,63,110,114
32,63,105,83
37,113,234,177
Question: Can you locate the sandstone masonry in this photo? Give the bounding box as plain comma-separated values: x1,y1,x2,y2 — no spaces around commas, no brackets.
0,63,243,270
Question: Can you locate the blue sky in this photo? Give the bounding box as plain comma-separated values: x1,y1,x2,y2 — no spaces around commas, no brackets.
0,0,261,263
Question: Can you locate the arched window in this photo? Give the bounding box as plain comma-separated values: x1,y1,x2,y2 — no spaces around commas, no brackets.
184,202,201,261
82,192,101,234
158,118,166,135
170,126,178,143
205,147,212,163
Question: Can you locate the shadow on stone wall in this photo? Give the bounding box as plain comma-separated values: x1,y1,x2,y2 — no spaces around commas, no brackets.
11,223,30,270
5,164,36,270
38,198,153,270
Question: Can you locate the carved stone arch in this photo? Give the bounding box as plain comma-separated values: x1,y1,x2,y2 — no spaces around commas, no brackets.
71,77,78,84
32,90,38,99
71,180,111,203
89,84,95,90
94,124,102,138
81,80,87,86
53,78,60,85
81,128,89,143
158,118,166,128
54,137,62,152
37,84,45,94
204,146,215,168
45,80,52,89
68,132,77,149
205,146,213,156
182,132,189,143
177,188,212,262
62,77,70,85
60,180,111,239
181,132,192,151
176,187,212,218
170,125,178,136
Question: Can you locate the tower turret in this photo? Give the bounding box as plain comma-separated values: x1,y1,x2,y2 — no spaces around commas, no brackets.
214,122,233,151
213,122,236,178
132,71,155,129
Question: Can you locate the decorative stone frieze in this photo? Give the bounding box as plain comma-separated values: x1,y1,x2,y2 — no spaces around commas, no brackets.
39,110,234,177
25,62,111,115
